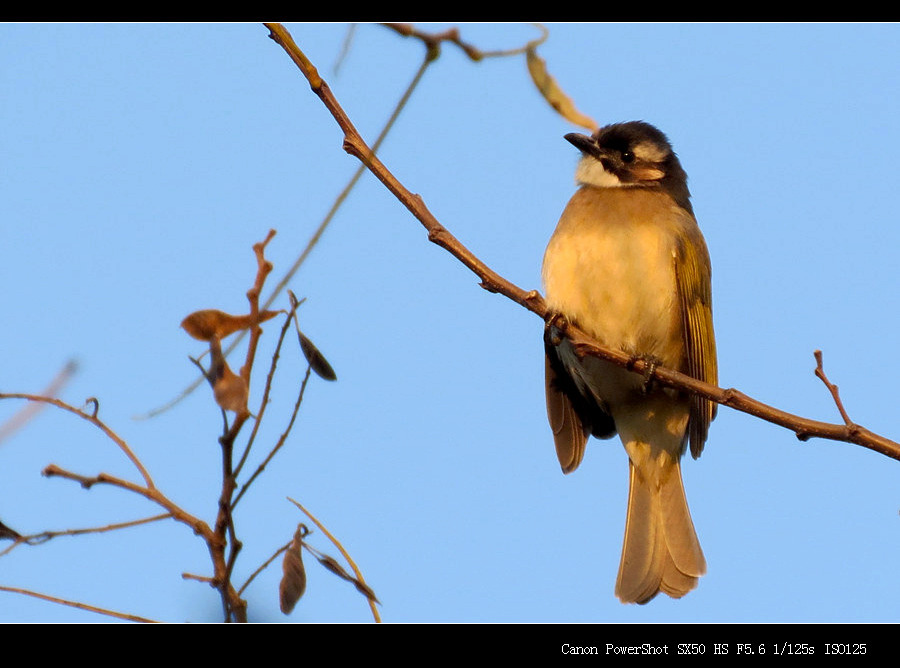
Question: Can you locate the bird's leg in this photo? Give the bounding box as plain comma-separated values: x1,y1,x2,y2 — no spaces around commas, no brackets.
544,312,570,347
627,353,664,395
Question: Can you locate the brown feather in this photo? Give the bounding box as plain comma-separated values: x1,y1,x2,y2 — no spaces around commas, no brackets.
545,355,588,474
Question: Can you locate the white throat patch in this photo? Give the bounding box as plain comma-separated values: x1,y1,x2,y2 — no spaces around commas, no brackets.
574,156,627,188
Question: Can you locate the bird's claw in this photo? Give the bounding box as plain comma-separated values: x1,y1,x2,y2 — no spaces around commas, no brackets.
544,312,570,347
628,353,663,394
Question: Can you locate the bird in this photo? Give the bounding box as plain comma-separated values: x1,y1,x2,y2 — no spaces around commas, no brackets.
541,120,718,604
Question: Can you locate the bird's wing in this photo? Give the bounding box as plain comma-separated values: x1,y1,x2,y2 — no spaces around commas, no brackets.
543,326,616,473
674,225,718,458
544,352,588,474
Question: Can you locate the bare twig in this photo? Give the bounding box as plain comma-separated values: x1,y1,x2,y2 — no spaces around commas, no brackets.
813,349,854,427
233,297,301,479
381,21,544,60
0,584,158,623
237,540,290,597
0,359,78,445
239,229,277,388
1,514,174,559
41,465,217,540
233,365,312,510
9,513,173,550
332,23,357,73
264,21,900,463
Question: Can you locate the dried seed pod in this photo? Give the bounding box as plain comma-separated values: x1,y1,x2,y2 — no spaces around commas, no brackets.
208,336,248,415
279,526,308,614
297,330,337,381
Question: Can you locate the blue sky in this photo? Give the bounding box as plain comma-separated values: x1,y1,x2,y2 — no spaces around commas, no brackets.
2,22,899,626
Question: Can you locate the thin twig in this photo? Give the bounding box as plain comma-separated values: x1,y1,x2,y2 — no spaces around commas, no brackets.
14,513,173,548
237,541,290,596
0,359,78,445
0,393,156,488
234,300,300,479
2,514,174,557
332,23,357,74
233,365,312,510
0,584,158,623
813,350,854,427
381,22,545,60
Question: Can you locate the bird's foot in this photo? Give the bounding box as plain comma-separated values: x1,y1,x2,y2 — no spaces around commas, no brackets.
544,312,570,347
627,353,664,394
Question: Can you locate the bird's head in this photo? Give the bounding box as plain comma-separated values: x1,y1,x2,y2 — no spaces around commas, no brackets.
566,121,691,210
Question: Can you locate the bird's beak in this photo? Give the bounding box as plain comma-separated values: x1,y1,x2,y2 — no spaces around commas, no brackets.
565,132,601,159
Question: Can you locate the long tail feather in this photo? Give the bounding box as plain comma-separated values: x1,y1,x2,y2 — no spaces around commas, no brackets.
615,459,705,604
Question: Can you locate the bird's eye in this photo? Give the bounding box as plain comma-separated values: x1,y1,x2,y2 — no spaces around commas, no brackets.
621,151,635,163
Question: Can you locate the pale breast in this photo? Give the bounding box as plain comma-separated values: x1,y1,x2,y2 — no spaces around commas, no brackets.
542,187,685,366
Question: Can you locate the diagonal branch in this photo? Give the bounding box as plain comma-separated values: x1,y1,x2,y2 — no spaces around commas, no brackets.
0,585,158,623
263,22,900,463
264,22,546,317
1,393,156,488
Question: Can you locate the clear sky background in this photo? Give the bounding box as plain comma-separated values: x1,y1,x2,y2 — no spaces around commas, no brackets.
2,22,899,627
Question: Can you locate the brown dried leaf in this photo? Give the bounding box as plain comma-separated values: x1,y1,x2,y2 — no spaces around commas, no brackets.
257,310,281,325
0,519,21,540
316,553,352,580
315,554,379,603
279,535,307,614
526,46,597,131
213,367,248,415
351,578,379,603
208,337,248,414
297,330,337,381
181,309,281,341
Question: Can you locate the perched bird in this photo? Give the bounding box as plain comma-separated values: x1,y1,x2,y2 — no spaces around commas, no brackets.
542,121,717,604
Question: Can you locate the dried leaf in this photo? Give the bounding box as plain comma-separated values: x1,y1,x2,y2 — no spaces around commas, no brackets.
213,367,248,415
526,46,597,131
315,554,379,603
279,534,307,614
258,310,282,325
208,337,248,414
317,553,353,580
0,519,21,540
297,330,337,381
351,578,379,603
181,309,280,341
